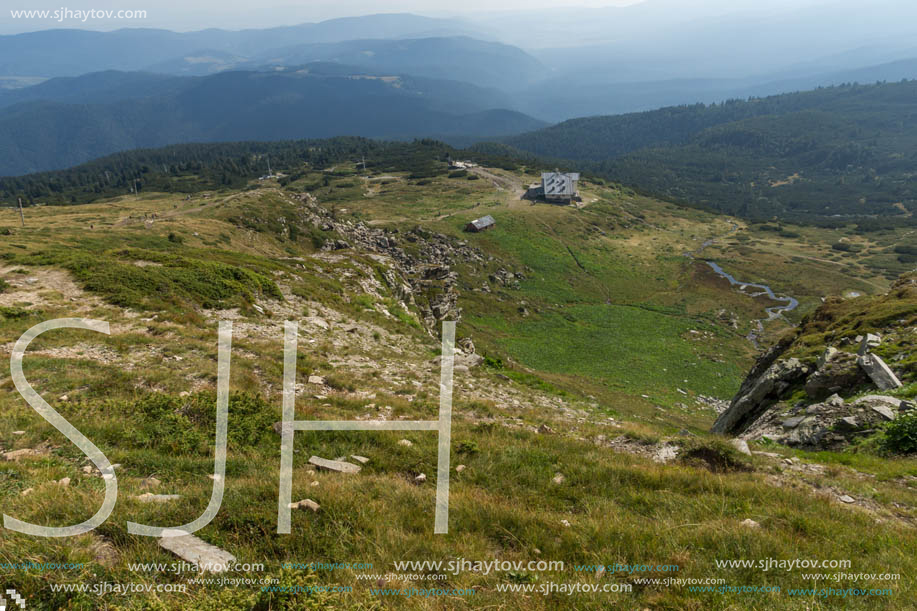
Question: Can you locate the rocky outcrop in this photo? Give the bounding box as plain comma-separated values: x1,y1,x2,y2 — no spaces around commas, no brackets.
713,272,915,450
739,393,914,450
804,348,868,400
712,356,810,434
296,193,508,334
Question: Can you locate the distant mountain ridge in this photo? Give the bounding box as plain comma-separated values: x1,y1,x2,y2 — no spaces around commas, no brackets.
0,67,544,176
0,14,486,77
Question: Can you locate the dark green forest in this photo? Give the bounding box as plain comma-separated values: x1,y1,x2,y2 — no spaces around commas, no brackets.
0,138,524,206
504,80,917,226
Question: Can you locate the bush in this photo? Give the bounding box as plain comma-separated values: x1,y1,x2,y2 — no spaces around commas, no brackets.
678,438,752,473
0,277,7,293
882,413,917,455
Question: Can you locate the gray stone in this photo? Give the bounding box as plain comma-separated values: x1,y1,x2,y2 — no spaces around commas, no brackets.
741,518,761,528
308,456,361,474
869,405,897,421
159,529,236,573
855,394,903,409
414,473,427,484
817,347,839,368
835,416,860,432
857,333,881,355
857,354,903,390
289,499,320,512
350,455,370,464
552,473,566,485
782,416,806,429
713,357,810,434
838,495,856,504
308,375,325,385
730,439,752,456
825,393,845,407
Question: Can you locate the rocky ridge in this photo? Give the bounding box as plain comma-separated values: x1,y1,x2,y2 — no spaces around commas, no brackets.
713,272,916,450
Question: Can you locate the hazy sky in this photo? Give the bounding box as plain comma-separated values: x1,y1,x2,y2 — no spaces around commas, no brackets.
0,0,825,34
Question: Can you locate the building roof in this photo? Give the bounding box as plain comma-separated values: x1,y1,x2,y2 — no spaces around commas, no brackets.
541,172,580,197
466,215,496,230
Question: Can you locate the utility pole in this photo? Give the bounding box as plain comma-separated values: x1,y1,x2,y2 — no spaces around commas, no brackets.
17,197,24,227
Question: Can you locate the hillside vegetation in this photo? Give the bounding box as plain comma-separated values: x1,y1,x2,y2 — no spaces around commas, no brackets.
1,147,915,608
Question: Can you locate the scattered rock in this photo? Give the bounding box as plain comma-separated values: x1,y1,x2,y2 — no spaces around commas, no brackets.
838,495,856,504
398,439,413,447
159,529,236,573
308,456,361,474
455,464,466,472
20,487,33,496
3,448,40,461
12,431,25,435
351,455,370,464
308,375,325,385
741,519,761,529
552,473,566,485
414,473,427,484
305,316,330,330
538,424,554,434
560,519,571,528
289,499,320,512
57,477,70,486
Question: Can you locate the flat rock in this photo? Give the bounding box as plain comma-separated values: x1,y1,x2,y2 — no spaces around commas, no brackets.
869,404,897,421
289,499,320,512
2,448,40,461
159,529,236,573
782,416,806,429
455,464,466,472
398,439,413,447
741,518,760,529
308,375,325,385
838,495,856,504
414,473,427,484
351,455,370,464
136,493,181,503
552,473,566,485
308,456,361,474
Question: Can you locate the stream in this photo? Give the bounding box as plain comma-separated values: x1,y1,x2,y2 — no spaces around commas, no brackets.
685,224,800,347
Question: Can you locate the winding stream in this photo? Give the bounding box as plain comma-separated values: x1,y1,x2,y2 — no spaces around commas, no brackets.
686,224,800,347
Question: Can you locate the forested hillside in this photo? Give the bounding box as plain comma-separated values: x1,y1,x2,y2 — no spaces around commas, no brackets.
505,81,917,225
0,68,542,176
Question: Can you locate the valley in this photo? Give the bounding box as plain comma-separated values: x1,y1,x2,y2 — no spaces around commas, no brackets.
1,152,914,609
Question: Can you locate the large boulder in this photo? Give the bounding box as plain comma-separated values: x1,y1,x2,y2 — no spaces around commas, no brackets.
712,357,810,434
804,349,868,400
857,354,903,391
